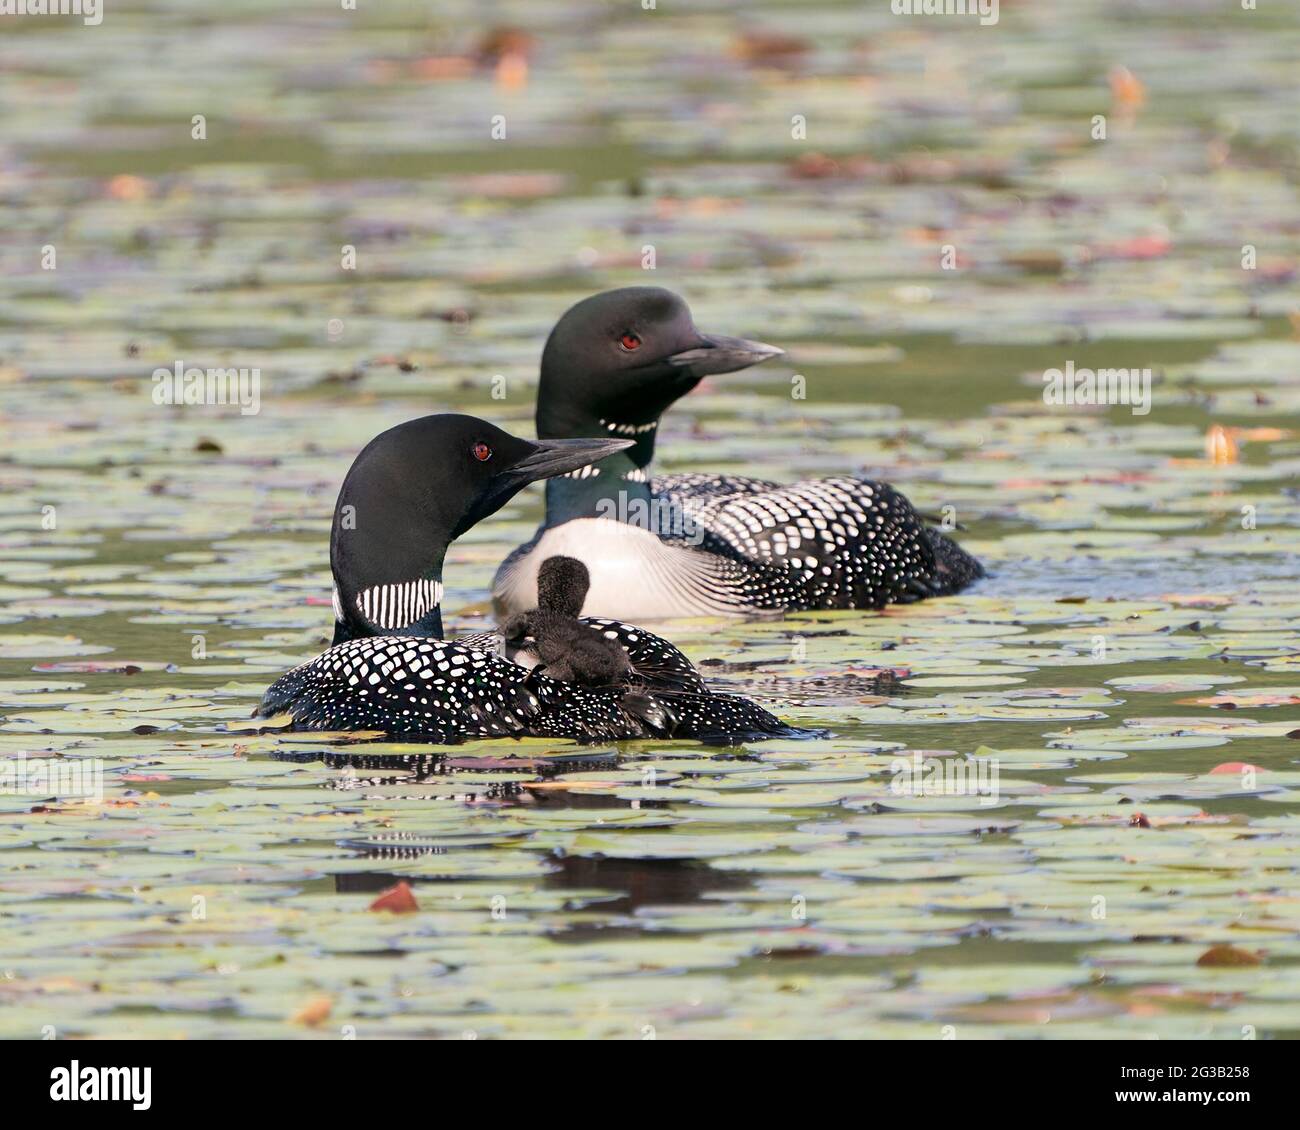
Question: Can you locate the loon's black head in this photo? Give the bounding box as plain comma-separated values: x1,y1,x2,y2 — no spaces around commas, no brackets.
330,414,631,641
536,287,783,465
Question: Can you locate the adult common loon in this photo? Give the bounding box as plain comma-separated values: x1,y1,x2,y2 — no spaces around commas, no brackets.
255,414,795,743
493,287,983,620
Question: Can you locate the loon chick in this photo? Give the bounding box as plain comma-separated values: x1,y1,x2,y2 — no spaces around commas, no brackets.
501,557,631,687
492,287,983,619
255,414,795,744
461,551,711,695
534,552,588,617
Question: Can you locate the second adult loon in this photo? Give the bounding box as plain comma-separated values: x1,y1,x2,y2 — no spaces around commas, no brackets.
255,414,795,743
492,287,984,619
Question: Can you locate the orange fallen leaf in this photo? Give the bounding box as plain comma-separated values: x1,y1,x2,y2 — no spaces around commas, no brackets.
106,174,153,201
1196,944,1262,968
495,52,528,91
1128,1003,1166,1018
1109,65,1146,110
1180,693,1300,708
410,56,475,81
369,880,419,914
290,995,334,1026
1205,424,1238,464
732,31,811,66
685,196,732,217
1236,427,1288,442
1096,235,1170,260
789,152,842,179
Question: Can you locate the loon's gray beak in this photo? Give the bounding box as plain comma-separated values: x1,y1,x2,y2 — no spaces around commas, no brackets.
665,333,785,378
507,436,635,486
467,435,634,533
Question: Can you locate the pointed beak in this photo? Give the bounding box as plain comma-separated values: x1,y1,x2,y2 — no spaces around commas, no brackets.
506,435,635,486
664,333,785,378
467,435,635,533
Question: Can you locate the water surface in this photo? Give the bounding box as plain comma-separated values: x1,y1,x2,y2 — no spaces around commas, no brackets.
1,0,1298,1038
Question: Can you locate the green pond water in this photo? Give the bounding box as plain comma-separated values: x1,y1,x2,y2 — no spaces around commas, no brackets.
1,0,1299,1038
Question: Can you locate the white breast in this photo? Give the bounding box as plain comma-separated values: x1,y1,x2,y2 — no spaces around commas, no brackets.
492,519,732,621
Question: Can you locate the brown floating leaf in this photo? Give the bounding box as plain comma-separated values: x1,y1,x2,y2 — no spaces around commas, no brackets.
1196,944,1262,968
732,30,811,66
369,881,419,914
477,26,535,64
290,995,334,1026
33,661,144,674
789,152,842,180
1003,249,1066,275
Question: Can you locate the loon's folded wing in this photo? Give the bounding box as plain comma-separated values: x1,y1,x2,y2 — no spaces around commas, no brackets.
577,617,709,694
449,629,502,655
643,688,808,745
654,475,981,607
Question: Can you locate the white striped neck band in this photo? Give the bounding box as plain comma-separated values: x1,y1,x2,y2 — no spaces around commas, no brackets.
349,579,444,631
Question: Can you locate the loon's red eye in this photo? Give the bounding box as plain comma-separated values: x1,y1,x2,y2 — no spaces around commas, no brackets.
472,442,492,462
619,332,642,351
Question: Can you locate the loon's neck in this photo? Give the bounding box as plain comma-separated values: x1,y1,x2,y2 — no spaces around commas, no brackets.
332,554,447,644
542,450,653,526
